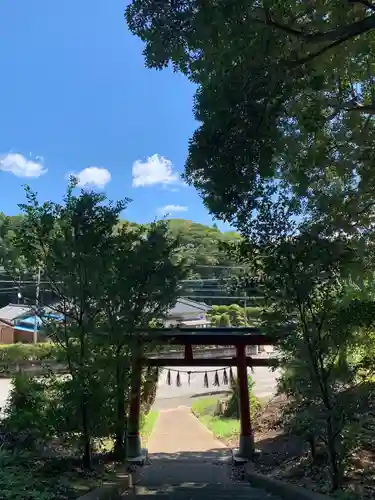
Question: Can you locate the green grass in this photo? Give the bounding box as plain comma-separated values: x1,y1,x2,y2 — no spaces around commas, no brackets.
199,415,240,440
141,409,159,444
191,397,240,440
95,409,160,453
190,396,218,415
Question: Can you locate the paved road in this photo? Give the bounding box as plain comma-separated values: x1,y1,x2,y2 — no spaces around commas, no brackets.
0,364,279,414
0,378,12,415
153,365,280,410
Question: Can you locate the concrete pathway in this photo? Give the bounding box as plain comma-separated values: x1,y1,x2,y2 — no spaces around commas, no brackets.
131,407,281,499
147,407,225,454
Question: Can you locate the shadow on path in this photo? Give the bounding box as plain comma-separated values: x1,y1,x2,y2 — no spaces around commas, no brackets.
140,448,232,486
189,390,231,399
132,449,281,499
132,407,281,498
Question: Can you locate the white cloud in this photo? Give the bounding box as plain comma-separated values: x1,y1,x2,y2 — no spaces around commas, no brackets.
0,153,47,178
157,204,188,216
132,154,181,187
72,166,111,188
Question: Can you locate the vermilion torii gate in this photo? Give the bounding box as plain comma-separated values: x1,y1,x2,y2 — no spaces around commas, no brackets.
127,327,282,462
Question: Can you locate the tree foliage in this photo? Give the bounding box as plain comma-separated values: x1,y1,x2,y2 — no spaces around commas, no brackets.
126,0,375,233
231,226,375,491
5,180,186,467
224,375,260,420
166,219,240,278
0,216,241,307
100,219,187,458
126,2,375,493
12,181,127,467
208,304,261,326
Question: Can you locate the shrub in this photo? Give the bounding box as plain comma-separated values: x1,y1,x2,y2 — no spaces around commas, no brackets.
141,368,158,415
208,304,264,327
2,372,114,451
3,367,158,453
0,447,76,500
2,374,52,448
224,375,260,419
0,342,64,364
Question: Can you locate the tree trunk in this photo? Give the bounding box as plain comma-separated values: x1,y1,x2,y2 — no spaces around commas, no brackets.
307,434,318,463
114,345,127,462
326,417,341,492
78,320,92,469
81,392,92,469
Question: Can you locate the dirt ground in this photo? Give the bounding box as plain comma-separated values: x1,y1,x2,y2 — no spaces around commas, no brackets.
223,395,375,499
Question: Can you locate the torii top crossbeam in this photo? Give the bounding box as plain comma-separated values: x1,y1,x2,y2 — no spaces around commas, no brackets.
135,326,292,345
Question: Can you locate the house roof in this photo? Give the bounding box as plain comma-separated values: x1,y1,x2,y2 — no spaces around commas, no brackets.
17,313,63,328
17,315,43,326
0,303,32,322
168,298,211,318
0,318,12,327
14,325,35,333
41,298,211,319
0,297,210,323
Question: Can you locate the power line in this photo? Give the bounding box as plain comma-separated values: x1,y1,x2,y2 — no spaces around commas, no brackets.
181,288,237,292
0,280,50,285
194,264,247,269
181,295,262,300
179,278,233,283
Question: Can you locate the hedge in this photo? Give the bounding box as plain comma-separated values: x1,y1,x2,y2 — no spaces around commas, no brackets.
0,343,65,364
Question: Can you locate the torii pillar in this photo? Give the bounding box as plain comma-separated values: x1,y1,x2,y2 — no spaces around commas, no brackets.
236,344,255,459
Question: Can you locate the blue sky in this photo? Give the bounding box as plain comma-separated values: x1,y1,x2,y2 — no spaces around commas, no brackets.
0,1,227,229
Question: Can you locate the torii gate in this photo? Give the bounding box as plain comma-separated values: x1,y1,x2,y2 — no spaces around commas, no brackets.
127,327,283,463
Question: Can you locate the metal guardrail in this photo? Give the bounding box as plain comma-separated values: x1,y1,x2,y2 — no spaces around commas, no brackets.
149,346,270,359
0,346,274,376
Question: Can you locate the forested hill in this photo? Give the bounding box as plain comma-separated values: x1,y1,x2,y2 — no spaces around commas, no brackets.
0,213,241,283
116,218,242,278
164,219,241,278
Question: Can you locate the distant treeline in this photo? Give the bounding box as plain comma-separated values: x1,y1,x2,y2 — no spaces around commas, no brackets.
1,214,249,307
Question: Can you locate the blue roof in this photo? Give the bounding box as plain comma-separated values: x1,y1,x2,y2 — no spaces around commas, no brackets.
44,313,63,320
14,325,35,332
20,316,43,326
16,313,63,329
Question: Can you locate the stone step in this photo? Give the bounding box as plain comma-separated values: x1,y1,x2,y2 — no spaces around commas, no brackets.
128,483,281,499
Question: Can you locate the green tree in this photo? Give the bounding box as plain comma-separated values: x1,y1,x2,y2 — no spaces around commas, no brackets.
1,213,242,287
227,304,245,326
166,218,240,279
13,179,127,468
234,228,375,492
208,304,257,326
0,213,24,272
10,181,188,465
217,312,231,327
0,213,8,263
126,1,375,235
102,220,187,460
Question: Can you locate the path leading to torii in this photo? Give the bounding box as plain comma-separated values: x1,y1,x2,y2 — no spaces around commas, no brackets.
132,407,281,499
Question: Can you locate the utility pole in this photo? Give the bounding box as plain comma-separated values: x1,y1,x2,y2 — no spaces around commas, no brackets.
33,267,41,344
244,296,247,326
17,275,21,304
